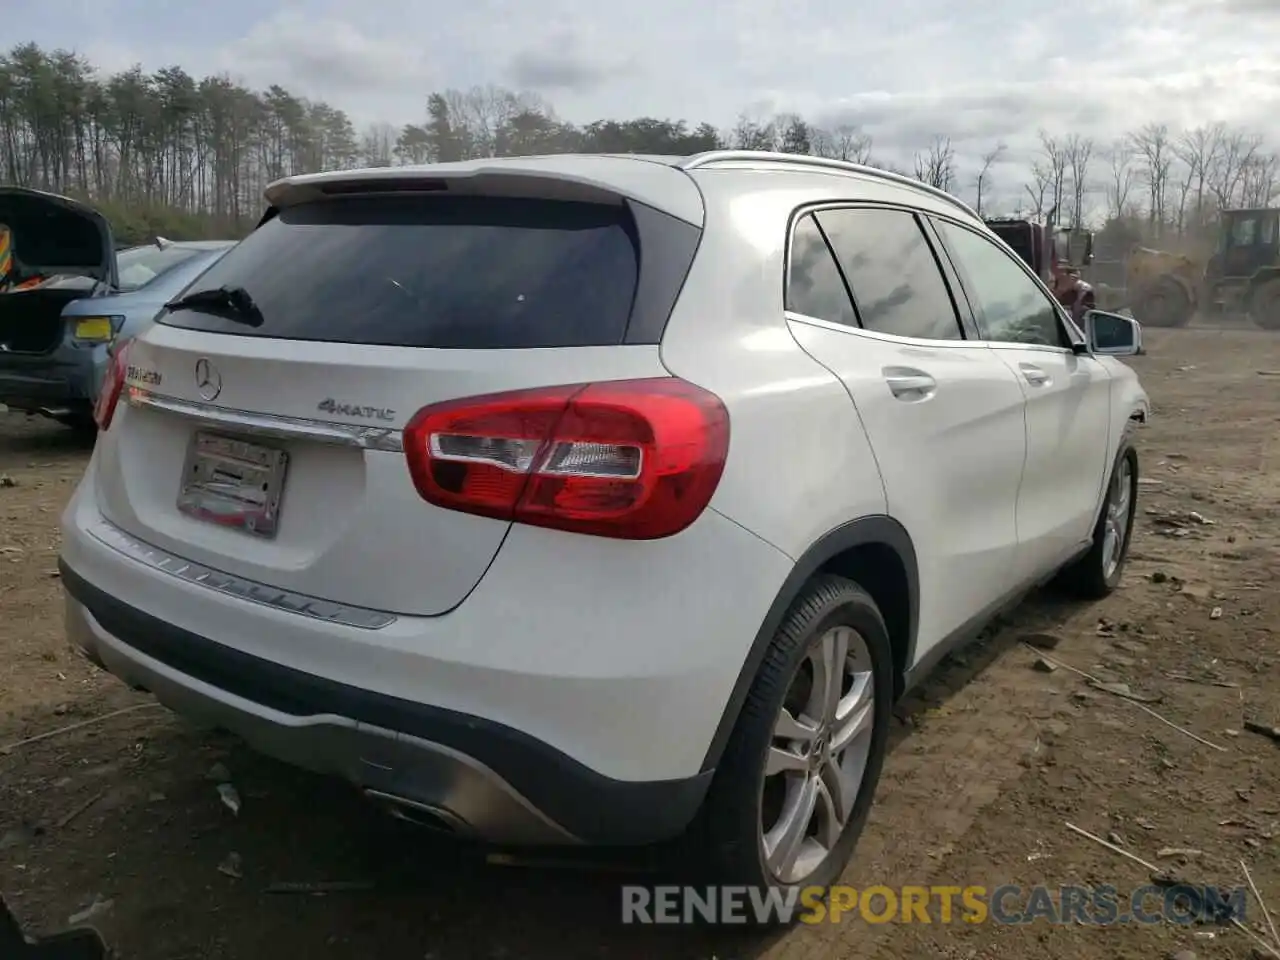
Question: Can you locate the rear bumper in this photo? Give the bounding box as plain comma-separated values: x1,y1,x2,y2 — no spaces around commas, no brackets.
0,345,102,411
62,563,712,845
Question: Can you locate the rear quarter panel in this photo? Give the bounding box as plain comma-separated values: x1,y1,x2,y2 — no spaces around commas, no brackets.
660,169,969,560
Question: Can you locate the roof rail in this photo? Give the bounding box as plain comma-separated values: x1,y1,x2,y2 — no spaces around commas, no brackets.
678,150,979,220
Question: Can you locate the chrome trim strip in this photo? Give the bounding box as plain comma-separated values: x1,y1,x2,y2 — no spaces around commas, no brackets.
87,519,397,630
785,311,1075,355
127,389,403,453
785,311,981,349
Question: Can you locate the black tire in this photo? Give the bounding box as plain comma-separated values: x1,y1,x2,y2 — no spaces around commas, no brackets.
1136,277,1193,328
698,575,894,913
1056,440,1139,599
1249,279,1280,331
55,413,97,436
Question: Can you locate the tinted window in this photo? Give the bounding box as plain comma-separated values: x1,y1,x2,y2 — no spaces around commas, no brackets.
814,208,963,340
934,220,1067,348
786,214,857,327
116,245,203,291
1231,217,1258,247
159,196,640,349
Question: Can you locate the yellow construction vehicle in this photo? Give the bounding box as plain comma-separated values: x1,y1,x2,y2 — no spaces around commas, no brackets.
1125,208,1280,329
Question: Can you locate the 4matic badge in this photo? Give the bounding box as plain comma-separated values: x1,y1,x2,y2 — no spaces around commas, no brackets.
317,398,396,421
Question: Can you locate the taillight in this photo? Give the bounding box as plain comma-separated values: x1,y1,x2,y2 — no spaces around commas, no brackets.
403,378,730,539
93,338,133,431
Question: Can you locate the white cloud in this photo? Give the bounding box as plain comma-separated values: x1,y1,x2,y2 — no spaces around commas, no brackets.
21,0,1280,207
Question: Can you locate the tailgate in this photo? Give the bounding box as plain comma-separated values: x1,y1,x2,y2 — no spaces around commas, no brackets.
90,186,699,617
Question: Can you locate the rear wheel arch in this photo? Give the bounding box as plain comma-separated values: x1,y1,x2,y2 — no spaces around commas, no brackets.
699,515,918,773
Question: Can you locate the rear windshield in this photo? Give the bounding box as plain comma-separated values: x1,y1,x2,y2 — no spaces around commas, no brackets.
159,196,641,349
116,245,203,291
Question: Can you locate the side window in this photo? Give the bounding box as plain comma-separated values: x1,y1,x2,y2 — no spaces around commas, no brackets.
786,214,858,327
814,208,964,340
1232,217,1258,247
934,220,1067,348
1262,215,1277,245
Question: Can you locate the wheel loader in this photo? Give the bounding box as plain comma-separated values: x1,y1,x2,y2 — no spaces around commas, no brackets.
1125,207,1280,329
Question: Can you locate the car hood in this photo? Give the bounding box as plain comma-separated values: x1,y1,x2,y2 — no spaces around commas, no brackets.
0,187,116,285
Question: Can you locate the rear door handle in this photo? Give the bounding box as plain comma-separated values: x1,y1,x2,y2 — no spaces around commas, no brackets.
883,368,937,400
1019,362,1051,386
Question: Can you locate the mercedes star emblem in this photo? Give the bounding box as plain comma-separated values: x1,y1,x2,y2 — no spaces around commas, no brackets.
194,358,222,402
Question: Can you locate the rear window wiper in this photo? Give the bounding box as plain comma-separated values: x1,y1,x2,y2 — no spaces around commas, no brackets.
164,285,264,328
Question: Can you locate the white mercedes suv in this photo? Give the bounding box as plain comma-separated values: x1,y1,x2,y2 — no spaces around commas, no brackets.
59,151,1149,894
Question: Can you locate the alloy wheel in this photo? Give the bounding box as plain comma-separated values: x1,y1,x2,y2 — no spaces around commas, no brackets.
760,625,875,884
1102,455,1133,580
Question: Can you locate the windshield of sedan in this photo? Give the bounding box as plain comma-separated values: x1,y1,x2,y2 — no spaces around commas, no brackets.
115,245,203,291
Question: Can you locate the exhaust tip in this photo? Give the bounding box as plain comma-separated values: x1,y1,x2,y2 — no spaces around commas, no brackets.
364,789,468,836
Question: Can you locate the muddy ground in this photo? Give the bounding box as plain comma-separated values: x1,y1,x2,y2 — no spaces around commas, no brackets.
1,328,1278,960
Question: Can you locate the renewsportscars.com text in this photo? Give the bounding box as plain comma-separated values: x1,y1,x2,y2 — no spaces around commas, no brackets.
621,884,1247,926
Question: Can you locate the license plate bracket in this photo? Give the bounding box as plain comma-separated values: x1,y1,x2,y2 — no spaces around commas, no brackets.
177,431,289,539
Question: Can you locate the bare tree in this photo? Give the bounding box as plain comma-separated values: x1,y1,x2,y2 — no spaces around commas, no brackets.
1210,129,1263,210
812,122,872,163
1174,123,1223,230
775,113,812,155
730,113,776,151
1063,134,1094,227
1129,123,1174,233
1103,139,1137,219
1024,161,1053,216
1172,172,1193,235
1241,152,1280,207
974,142,1006,216
1038,131,1069,219
834,123,872,163
441,84,545,158
360,122,396,167
913,135,956,192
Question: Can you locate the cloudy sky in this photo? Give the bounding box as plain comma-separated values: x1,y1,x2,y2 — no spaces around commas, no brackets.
13,0,1280,195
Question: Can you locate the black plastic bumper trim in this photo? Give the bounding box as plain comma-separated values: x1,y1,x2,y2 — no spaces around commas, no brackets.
59,558,712,845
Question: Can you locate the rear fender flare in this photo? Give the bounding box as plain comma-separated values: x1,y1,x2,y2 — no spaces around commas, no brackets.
699,515,919,772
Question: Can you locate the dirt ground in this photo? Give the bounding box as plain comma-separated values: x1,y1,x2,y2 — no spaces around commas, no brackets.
1,328,1278,959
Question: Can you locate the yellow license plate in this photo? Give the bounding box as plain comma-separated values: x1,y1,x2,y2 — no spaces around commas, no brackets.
73,318,113,341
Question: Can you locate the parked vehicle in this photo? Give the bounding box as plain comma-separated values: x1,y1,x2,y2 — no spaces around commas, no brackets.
58,152,1148,900
983,216,1095,285
0,186,233,429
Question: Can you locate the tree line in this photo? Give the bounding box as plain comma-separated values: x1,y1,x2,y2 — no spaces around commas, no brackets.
1,42,1275,248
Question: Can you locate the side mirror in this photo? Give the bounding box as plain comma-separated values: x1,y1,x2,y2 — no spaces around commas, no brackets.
1084,310,1143,356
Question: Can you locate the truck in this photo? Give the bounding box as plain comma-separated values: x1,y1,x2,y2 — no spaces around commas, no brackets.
983,215,1095,287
